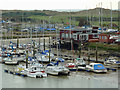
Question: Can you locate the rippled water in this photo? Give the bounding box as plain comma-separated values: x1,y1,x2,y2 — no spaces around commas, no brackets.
1,64,118,88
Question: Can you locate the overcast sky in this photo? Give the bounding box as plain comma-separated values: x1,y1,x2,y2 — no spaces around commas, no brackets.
0,0,120,10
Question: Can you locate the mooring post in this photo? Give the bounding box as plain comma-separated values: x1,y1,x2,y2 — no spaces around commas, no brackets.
44,39,45,51
88,47,90,64
17,38,19,48
33,40,36,58
26,50,28,68
39,37,40,48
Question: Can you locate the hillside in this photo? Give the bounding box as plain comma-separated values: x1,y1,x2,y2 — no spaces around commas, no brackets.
1,8,119,27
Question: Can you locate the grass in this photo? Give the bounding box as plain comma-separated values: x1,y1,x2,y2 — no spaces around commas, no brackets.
28,15,118,27
88,42,119,52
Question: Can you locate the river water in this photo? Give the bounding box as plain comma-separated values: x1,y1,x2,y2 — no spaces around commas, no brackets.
1,63,118,88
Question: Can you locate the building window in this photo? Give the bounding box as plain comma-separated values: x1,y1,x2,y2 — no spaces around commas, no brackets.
105,36,107,39
93,35,98,38
99,36,101,39
66,34,68,38
73,34,77,40
62,33,64,38
79,35,87,40
102,36,103,39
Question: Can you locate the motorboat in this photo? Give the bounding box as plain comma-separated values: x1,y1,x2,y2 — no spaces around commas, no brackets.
21,66,47,78
65,63,77,71
4,58,18,65
86,63,107,73
65,63,76,68
46,62,70,75
75,58,86,65
23,56,36,64
75,58,86,71
104,57,120,65
36,53,52,63
17,63,47,78
3,55,25,63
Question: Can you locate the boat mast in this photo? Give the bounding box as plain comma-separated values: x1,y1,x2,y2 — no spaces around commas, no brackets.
21,11,23,38
99,3,101,28
110,2,112,29
0,11,2,48
56,23,58,58
49,16,52,63
101,2,103,33
69,11,72,52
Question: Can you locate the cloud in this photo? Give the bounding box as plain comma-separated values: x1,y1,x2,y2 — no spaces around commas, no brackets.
0,0,119,10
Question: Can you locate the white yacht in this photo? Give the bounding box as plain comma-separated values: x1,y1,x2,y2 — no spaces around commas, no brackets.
20,66,47,78
104,57,120,65
36,53,52,63
46,62,70,75
75,58,86,71
4,58,18,65
17,63,47,78
86,63,107,73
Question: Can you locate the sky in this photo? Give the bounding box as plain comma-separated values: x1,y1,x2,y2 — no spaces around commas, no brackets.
0,0,120,10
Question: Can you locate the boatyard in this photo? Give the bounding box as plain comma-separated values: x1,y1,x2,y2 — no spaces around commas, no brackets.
0,0,120,89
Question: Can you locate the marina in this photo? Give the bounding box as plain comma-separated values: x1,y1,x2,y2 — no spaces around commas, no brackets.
0,37,119,88
0,1,120,88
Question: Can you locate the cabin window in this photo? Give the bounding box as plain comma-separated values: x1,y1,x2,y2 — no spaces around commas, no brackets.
34,67,36,70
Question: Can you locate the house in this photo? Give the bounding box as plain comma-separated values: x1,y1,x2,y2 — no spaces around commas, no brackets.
60,26,99,43
99,33,119,43
99,34,110,43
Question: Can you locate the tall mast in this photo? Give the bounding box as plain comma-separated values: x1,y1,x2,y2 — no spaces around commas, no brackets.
99,3,101,27
110,2,112,29
0,11,2,48
21,11,23,38
101,2,103,33
69,10,72,51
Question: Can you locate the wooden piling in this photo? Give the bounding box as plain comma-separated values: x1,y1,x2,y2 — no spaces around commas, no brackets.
26,50,28,68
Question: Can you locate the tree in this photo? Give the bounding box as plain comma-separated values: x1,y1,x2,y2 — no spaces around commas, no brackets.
78,18,90,26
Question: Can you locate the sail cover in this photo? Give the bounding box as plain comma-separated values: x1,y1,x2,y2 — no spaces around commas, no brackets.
94,64,106,70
